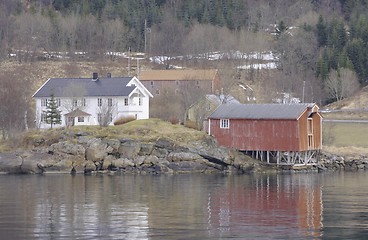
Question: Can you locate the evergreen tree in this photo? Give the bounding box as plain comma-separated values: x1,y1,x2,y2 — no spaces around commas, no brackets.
316,15,327,47
44,92,61,128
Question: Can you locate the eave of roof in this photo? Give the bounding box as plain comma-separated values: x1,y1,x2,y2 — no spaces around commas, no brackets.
209,103,316,120
139,69,218,81
64,109,91,117
33,77,135,98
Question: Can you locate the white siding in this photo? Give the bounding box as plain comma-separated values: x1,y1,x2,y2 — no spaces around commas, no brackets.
35,78,151,129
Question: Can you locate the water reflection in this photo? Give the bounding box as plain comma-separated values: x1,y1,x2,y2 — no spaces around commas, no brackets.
205,174,323,239
32,176,150,239
0,172,367,239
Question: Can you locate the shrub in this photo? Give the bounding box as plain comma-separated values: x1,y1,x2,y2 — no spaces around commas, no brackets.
184,120,198,130
168,116,179,125
114,116,136,125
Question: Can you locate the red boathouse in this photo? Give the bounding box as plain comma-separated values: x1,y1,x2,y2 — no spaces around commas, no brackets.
208,103,322,165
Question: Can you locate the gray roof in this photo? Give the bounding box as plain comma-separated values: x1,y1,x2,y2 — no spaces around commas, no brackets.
209,103,315,120
64,109,91,117
33,77,136,98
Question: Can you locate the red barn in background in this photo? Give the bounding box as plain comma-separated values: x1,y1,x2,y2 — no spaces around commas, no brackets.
208,103,322,165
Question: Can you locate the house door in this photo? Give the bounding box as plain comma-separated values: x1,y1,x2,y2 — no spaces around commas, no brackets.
67,117,75,126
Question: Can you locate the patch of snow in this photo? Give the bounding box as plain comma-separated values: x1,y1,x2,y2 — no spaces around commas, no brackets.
237,62,278,70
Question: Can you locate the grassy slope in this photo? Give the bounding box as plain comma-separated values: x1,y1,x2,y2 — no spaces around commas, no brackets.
21,119,209,149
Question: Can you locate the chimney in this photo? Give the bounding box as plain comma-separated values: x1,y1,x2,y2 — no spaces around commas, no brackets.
107,73,111,78
92,72,98,81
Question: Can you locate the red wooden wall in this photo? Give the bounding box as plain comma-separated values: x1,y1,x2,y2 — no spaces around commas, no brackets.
209,110,322,152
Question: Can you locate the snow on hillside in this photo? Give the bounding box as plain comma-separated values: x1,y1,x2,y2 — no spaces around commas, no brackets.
9,49,278,70
149,50,279,70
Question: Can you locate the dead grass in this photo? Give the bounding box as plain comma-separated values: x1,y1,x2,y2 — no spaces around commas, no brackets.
21,118,208,148
0,140,11,153
323,122,368,147
324,85,368,110
322,111,368,120
113,116,136,125
322,146,368,158
323,122,368,155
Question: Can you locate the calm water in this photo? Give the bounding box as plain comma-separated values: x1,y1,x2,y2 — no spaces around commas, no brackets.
0,172,367,239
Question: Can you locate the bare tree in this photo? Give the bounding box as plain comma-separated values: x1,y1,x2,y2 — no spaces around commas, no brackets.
101,19,128,60
178,79,207,124
150,11,186,59
150,90,182,122
97,100,116,127
325,68,360,102
273,26,319,102
0,68,34,139
13,11,53,62
59,13,79,54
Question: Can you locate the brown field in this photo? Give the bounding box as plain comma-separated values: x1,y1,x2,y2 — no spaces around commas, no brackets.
323,121,368,156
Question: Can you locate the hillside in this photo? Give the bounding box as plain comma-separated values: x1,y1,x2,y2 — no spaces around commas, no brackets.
324,86,368,110
0,59,144,89
322,86,368,120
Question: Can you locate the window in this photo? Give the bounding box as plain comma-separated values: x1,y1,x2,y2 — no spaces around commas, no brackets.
307,118,313,149
72,99,78,107
78,117,84,122
156,89,160,95
124,98,128,106
97,98,102,107
220,119,229,129
138,98,142,106
108,98,113,107
307,118,313,134
41,99,47,107
82,98,86,107
97,114,102,123
150,81,154,86
56,99,61,107
41,113,46,122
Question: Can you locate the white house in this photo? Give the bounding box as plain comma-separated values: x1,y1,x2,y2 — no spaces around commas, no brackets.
33,73,153,128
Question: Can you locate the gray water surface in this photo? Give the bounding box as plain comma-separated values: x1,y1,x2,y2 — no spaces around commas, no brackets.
0,172,367,239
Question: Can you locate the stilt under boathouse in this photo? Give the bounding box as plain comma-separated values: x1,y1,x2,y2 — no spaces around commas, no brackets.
207,103,323,166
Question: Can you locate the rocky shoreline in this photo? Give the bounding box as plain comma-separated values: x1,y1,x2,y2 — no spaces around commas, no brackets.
0,129,274,175
0,129,366,175
318,152,368,171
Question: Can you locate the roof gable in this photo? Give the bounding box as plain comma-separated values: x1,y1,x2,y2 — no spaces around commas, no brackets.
209,103,316,120
33,77,137,98
139,69,218,81
64,109,91,117
128,76,153,98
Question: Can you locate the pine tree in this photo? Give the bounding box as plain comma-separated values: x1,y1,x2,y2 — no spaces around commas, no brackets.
316,15,327,47
44,92,62,128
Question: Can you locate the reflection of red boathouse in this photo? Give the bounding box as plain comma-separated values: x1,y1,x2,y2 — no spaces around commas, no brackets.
206,175,323,238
